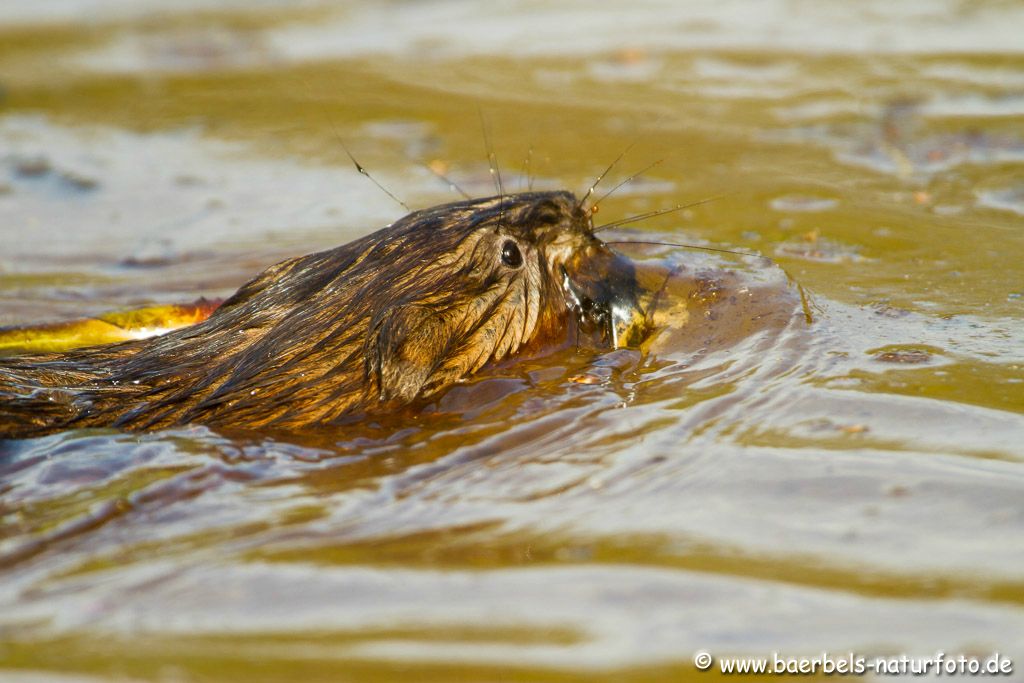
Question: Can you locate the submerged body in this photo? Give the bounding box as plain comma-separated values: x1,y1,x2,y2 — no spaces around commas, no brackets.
0,191,644,439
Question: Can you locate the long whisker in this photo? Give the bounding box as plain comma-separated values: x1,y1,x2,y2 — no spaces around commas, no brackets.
413,156,471,199
339,142,410,212
478,107,504,198
580,112,671,211
339,140,411,209
478,107,505,223
605,240,771,263
593,194,729,232
576,140,636,210
302,82,410,212
592,158,664,209
520,145,534,192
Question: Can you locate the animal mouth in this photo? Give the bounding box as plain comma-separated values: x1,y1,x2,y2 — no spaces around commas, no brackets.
559,248,648,349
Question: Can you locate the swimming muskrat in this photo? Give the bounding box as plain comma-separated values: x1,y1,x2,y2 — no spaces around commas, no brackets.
0,191,647,439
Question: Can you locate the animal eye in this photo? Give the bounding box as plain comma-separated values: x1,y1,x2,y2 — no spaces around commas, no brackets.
501,240,523,268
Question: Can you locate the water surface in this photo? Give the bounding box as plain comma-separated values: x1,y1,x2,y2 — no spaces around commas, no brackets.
1,1,1023,681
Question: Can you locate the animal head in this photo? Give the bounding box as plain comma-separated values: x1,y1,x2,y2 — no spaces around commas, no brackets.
360,190,645,401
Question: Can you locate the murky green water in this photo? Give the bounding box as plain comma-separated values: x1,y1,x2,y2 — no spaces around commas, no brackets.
1,1,1023,681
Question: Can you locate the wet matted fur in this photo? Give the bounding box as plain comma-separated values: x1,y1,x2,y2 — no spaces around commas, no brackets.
0,191,641,438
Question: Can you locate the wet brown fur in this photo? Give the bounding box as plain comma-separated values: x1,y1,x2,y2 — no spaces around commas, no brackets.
0,191,633,439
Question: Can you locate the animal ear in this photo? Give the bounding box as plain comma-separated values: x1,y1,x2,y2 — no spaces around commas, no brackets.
369,305,447,403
